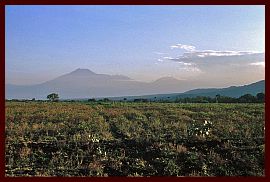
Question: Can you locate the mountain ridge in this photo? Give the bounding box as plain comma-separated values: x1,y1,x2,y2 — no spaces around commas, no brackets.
6,68,265,99
108,80,265,101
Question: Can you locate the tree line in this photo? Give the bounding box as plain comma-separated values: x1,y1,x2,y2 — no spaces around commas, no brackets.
87,92,265,103
124,93,265,103
6,92,265,103
173,93,265,103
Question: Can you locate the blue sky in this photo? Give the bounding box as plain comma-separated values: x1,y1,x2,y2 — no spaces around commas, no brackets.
6,5,265,86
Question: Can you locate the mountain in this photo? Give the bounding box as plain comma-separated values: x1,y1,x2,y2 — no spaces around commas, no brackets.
6,68,265,100
68,68,97,75
152,76,182,83
109,80,265,101
183,80,265,98
6,68,190,99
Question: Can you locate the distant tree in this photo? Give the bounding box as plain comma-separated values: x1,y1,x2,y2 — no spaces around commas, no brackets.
31,98,35,101
134,98,148,102
256,92,265,103
103,98,110,102
47,93,59,102
123,98,127,101
88,98,96,102
238,94,256,103
217,96,236,103
215,94,220,103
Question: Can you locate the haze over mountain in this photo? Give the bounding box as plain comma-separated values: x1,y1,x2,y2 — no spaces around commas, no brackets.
5,68,191,99
6,68,265,100
110,80,264,101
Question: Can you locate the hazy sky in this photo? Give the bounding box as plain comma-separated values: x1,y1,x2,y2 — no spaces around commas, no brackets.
6,5,265,87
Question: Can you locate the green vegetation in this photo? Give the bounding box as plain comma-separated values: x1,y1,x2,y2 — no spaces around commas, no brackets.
174,93,265,103
47,93,59,102
5,101,264,176
134,92,264,103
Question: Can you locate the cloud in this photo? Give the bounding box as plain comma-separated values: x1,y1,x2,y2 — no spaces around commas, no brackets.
181,50,262,59
178,62,193,66
159,56,200,72
249,62,265,66
170,44,196,51
155,43,264,75
162,56,193,65
168,43,262,60
163,56,175,60
159,50,263,63
180,66,202,72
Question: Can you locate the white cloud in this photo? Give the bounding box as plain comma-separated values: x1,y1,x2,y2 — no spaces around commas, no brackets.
170,44,196,52
155,43,264,75
161,50,264,63
178,62,193,66
162,57,195,66
163,56,175,60
159,56,200,72
249,62,265,66
168,43,262,60
180,66,202,72
181,50,262,59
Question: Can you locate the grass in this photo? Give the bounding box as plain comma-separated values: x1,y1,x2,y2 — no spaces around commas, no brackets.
5,101,265,176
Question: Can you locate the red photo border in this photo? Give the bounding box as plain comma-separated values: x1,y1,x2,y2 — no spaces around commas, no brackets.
0,1,268,182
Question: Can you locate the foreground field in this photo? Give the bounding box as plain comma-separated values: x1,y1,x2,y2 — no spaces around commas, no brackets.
5,101,265,176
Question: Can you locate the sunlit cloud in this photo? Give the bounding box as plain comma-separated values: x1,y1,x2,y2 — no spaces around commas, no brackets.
158,56,201,72
179,66,202,72
163,56,175,60
181,50,262,59
249,62,265,66
155,43,264,76
159,43,263,62
170,44,196,51
167,43,263,60
178,62,193,66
